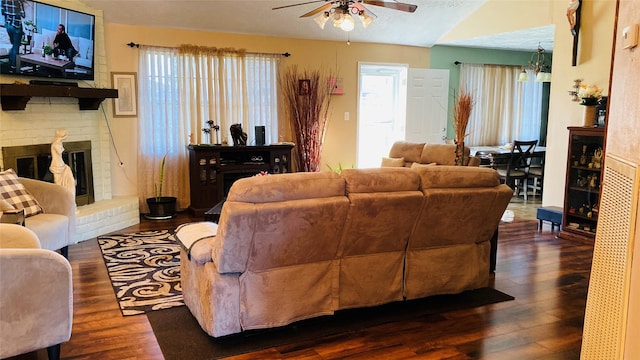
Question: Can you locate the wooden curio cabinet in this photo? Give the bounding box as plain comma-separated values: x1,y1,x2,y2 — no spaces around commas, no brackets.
558,126,605,242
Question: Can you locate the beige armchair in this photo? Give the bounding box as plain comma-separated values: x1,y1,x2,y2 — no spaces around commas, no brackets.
0,224,73,360
19,177,77,258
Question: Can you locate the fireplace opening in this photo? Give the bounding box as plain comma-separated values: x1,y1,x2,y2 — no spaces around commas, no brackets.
2,141,95,206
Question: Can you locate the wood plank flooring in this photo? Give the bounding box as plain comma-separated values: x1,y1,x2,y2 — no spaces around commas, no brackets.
11,201,592,359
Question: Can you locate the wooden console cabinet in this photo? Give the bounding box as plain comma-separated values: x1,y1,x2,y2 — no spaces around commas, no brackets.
558,126,605,242
187,144,294,216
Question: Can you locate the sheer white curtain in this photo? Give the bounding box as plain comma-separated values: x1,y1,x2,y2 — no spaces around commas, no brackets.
460,63,542,146
246,54,280,144
138,46,281,211
138,46,190,212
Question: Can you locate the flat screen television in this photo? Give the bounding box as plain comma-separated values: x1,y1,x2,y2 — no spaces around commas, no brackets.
1,0,95,80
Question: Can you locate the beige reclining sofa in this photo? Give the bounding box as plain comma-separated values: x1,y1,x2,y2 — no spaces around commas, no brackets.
179,166,512,337
382,141,481,167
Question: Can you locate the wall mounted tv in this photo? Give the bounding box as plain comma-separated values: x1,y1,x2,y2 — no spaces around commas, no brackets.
1,0,95,80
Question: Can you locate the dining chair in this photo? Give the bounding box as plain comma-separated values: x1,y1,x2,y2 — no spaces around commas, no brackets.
527,152,545,198
495,140,538,200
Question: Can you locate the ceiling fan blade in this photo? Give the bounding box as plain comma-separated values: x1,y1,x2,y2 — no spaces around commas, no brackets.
300,2,335,17
272,0,327,11
362,0,417,13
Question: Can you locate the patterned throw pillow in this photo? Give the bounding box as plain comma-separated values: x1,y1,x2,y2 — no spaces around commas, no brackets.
0,169,44,217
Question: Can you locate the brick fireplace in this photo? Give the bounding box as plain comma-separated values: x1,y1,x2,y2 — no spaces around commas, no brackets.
0,6,139,242
2,141,95,206
0,97,139,242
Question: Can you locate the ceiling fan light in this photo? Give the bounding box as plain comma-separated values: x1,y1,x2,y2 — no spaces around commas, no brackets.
314,12,330,29
518,70,529,82
340,13,355,31
358,11,373,28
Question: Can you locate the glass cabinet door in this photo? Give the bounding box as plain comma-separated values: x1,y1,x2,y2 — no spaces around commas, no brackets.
560,127,605,241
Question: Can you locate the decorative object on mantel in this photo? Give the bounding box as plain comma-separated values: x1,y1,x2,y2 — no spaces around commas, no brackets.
202,120,221,145
230,124,248,146
49,129,76,196
453,89,474,166
279,65,338,172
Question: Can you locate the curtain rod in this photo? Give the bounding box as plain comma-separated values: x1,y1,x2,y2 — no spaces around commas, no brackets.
454,60,520,67
126,42,291,57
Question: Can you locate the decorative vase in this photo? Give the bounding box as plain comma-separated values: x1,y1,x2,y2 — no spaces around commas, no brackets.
582,105,597,127
455,140,465,166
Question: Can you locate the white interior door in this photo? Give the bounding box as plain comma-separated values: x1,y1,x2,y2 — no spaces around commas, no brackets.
356,63,408,168
406,68,449,144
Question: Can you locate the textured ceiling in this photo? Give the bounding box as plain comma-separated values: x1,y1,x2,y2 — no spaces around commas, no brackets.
82,0,554,51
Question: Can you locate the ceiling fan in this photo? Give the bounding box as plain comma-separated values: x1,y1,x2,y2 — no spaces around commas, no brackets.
273,0,418,32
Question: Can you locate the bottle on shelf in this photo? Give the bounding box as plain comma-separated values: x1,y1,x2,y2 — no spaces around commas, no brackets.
579,145,588,165
41,42,45,57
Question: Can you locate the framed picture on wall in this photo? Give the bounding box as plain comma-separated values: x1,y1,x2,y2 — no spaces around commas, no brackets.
298,79,310,96
111,72,138,117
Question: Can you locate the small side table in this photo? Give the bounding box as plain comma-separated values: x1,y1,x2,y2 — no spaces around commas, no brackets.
204,199,226,223
0,208,25,226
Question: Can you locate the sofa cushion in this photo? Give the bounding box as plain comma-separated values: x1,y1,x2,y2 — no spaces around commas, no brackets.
413,166,501,189
418,144,453,165
24,213,69,252
388,141,425,164
341,168,420,193
0,169,43,217
380,157,405,167
410,162,436,169
227,171,345,203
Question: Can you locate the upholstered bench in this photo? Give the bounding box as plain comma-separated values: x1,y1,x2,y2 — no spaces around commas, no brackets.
536,206,563,231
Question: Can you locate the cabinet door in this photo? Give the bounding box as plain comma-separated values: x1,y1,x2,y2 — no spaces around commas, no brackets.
561,128,605,240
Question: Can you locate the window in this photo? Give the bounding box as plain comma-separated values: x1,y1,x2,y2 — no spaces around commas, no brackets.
136,46,281,209
460,63,544,146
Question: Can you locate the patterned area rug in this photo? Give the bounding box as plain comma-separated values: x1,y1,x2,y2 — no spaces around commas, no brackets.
97,230,184,316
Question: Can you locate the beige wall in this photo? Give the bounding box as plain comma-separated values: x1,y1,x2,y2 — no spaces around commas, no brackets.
105,24,430,196
542,0,616,207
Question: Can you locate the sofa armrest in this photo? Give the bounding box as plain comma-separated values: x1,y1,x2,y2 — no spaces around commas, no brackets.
0,224,40,248
0,248,73,359
19,178,76,217
19,178,76,239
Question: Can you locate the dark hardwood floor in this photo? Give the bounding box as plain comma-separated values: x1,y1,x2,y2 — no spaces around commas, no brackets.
13,211,592,359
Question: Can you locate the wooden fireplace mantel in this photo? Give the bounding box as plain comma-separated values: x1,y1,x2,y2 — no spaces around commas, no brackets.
0,84,118,111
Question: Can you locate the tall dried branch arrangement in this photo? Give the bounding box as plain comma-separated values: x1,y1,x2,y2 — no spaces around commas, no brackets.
279,65,336,172
452,89,474,166
453,89,474,144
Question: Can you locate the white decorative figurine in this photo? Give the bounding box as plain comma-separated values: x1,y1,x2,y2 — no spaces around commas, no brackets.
49,129,76,196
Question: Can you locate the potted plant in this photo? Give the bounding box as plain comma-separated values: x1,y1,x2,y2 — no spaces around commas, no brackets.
145,154,177,219
43,45,53,58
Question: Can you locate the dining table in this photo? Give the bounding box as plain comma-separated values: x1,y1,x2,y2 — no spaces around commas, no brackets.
470,145,546,168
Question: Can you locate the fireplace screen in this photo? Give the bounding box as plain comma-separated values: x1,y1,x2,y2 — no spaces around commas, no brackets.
2,141,94,206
